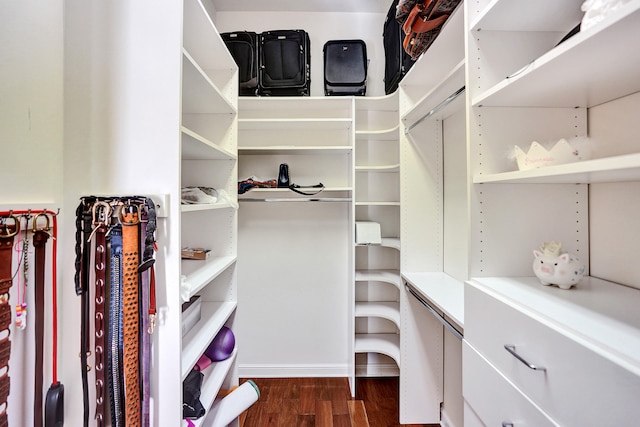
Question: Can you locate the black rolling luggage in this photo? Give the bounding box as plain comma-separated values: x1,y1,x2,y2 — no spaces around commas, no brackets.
383,0,415,94
221,31,260,96
323,40,367,96
259,30,311,96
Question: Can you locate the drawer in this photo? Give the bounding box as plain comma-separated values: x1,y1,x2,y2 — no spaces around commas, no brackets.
463,342,557,427
465,281,640,426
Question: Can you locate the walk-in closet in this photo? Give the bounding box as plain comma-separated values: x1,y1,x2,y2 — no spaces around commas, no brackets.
2,0,640,425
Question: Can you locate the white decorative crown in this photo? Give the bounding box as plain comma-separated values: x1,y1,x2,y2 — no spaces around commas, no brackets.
513,139,585,171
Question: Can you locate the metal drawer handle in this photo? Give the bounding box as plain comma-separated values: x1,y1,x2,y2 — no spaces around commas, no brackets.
504,345,546,372
502,423,514,427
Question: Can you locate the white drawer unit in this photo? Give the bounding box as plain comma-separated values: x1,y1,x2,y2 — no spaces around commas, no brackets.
463,342,557,427
465,278,640,426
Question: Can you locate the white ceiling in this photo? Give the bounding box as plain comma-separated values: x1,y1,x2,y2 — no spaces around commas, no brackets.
211,0,392,14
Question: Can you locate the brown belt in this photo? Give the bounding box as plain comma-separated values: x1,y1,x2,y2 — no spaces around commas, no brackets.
33,214,51,427
120,204,141,427
91,202,110,427
0,216,18,427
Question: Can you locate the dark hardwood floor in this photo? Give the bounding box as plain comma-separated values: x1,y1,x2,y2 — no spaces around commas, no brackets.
238,377,437,427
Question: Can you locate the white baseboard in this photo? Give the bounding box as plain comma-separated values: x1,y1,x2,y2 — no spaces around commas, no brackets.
239,363,349,378
355,362,399,377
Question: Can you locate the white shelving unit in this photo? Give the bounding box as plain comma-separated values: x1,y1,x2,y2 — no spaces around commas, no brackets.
354,93,402,379
236,96,354,382
398,3,466,425
180,0,239,424
464,1,640,425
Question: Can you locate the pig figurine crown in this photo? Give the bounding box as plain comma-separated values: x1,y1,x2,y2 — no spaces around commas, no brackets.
533,241,585,290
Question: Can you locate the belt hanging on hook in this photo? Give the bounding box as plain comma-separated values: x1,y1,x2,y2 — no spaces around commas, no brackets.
0,213,18,427
44,210,63,427
74,196,157,427
32,213,51,427
0,209,62,427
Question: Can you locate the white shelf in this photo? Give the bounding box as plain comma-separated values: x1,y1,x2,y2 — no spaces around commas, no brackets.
355,333,401,366
356,237,400,250
355,164,400,173
181,202,235,212
238,187,351,202
470,0,584,32
355,201,400,207
355,125,399,141
401,3,465,90
181,126,237,160
181,301,237,380
355,269,401,290
474,152,640,184
472,3,640,108
402,272,464,328
381,237,401,250
182,50,237,115
354,92,399,112
238,146,352,155
468,276,640,377
182,0,236,72
239,96,353,112
239,187,350,194
181,256,237,302
190,348,238,427
238,118,352,131
355,301,400,328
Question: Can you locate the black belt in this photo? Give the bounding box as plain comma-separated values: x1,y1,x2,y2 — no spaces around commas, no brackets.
33,213,51,427
75,200,93,427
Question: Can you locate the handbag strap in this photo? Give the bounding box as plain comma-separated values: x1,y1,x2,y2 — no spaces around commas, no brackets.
288,183,325,196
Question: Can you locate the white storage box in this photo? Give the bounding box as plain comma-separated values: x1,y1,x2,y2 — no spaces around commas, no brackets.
182,295,202,337
355,221,382,245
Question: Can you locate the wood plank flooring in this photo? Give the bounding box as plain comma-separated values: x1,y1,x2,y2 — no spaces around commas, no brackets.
238,377,437,427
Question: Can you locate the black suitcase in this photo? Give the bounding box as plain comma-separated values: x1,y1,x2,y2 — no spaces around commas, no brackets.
383,0,415,94
259,30,311,96
221,31,260,96
323,40,367,96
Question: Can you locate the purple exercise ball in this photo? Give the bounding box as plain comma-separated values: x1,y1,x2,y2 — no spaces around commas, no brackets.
205,326,235,361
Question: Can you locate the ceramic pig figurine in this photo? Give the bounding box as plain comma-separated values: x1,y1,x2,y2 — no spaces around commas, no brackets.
533,242,585,290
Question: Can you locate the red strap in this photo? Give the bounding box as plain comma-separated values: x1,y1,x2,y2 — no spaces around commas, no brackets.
149,267,156,317
402,0,432,34
51,213,58,382
403,0,448,35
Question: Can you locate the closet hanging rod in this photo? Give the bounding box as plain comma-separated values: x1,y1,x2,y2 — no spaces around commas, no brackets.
404,86,465,135
239,198,352,203
405,284,463,341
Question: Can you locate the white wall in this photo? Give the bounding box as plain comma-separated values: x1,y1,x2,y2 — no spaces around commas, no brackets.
214,11,387,97
1,1,63,203
0,2,63,426
588,91,640,290
238,202,351,376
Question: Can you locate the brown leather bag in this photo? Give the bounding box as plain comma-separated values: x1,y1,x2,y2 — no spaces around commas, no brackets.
396,0,461,60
